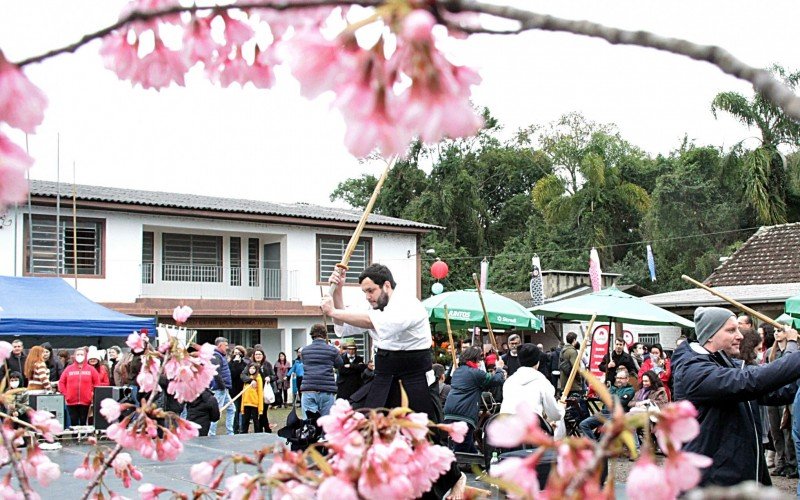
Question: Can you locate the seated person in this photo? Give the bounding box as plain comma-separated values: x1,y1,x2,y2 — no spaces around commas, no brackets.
578,367,634,441
500,344,565,426
443,347,505,453
3,371,31,423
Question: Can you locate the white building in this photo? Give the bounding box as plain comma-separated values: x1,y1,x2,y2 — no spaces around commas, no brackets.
0,180,436,356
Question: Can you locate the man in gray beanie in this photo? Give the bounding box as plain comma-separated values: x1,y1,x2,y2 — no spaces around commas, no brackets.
671,306,800,487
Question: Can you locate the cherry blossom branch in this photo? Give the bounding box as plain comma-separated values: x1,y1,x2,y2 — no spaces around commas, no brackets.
14,0,381,68
0,411,40,433
1,431,32,500
454,0,800,121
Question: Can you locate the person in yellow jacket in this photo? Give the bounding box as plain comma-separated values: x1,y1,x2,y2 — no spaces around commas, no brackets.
240,363,264,433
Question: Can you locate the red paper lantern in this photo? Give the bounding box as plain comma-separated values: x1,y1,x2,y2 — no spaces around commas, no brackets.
430,260,449,280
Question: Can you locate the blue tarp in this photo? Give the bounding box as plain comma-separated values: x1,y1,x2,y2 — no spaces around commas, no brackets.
0,276,155,336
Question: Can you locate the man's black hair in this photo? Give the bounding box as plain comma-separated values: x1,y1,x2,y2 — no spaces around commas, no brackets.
565,332,577,344
459,346,483,365
358,264,396,289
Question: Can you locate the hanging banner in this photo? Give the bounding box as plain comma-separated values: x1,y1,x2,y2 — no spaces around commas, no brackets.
623,329,634,349
589,324,610,380
530,255,545,330
646,244,657,282
480,258,489,291
589,247,602,292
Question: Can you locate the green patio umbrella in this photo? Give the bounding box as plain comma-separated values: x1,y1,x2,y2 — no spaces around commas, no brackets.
528,287,694,328
785,294,800,320
423,289,543,330
776,313,800,328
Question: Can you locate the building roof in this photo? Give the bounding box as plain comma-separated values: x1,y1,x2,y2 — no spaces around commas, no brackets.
28,179,439,232
705,223,800,286
642,282,800,308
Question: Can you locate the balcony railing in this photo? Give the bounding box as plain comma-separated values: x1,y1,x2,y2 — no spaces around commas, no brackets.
140,265,298,300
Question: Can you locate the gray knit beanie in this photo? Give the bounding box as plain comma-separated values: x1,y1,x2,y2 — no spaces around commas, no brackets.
694,307,736,346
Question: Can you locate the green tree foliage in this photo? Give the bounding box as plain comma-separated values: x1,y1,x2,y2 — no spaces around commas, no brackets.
711,64,800,224
331,94,800,298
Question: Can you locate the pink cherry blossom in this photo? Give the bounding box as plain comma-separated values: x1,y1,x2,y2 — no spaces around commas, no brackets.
182,16,219,65
317,476,358,499
437,420,468,443
490,455,541,499
190,460,216,486
273,480,317,500
0,50,47,133
402,10,436,42
655,400,700,452
556,442,594,478
664,450,713,493
486,402,552,448
627,456,676,500
137,356,161,393
22,448,60,487
172,305,193,324
282,30,359,99
112,452,143,488
99,34,140,81
100,398,123,423
74,456,98,480
0,133,34,209
131,39,188,90
126,331,147,352
137,484,165,500
224,472,258,500
28,409,64,442
222,14,255,46
0,340,14,366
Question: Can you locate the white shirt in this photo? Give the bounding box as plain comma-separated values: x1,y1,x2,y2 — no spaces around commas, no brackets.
500,367,565,422
334,287,432,351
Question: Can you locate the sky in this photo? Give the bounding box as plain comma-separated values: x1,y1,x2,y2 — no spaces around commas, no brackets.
0,0,798,206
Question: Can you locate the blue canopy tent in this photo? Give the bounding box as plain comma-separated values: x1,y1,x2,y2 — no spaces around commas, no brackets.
0,276,155,337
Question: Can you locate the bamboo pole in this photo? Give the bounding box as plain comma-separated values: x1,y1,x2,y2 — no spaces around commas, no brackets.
471,273,498,351
443,305,457,368
219,387,246,413
559,314,597,404
329,156,396,294
681,275,784,329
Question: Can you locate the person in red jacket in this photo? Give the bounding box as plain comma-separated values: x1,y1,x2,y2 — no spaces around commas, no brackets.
637,343,671,400
58,347,100,426
87,348,111,386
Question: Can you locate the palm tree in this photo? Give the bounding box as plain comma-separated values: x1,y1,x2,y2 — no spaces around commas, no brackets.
532,133,650,264
711,64,800,224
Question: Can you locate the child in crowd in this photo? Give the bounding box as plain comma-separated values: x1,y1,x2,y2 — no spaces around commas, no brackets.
3,372,31,422
241,363,264,433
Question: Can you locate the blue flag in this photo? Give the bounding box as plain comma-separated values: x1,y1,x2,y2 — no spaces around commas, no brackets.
647,245,657,282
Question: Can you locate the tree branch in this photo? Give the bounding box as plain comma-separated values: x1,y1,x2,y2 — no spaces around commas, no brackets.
14,0,382,68
11,0,800,122
455,0,800,122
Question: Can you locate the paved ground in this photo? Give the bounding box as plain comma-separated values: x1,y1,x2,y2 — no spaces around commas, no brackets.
28,404,798,498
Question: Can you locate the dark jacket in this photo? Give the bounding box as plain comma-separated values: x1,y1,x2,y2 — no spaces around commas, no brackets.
42,343,63,382
598,349,637,384
1,353,27,386
211,349,232,391
443,365,504,428
186,388,220,437
229,357,249,399
559,344,581,391
672,342,800,487
337,353,366,400
300,339,343,394
500,352,521,377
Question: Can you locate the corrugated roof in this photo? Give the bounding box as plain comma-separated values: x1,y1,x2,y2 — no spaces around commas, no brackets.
705,223,800,286
643,282,800,308
28,180,439,231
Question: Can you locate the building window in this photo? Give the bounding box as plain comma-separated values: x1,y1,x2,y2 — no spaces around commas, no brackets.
142,231,154,284
638,333,660,347
230,237,242,286
317,235,371,284
25,215,104,276
162,233,222,282
248,238,259,287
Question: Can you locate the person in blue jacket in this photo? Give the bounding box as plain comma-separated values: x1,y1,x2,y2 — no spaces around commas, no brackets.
443,346,505,453
286,348,304,405
673,307,800,487
208,337,234,436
